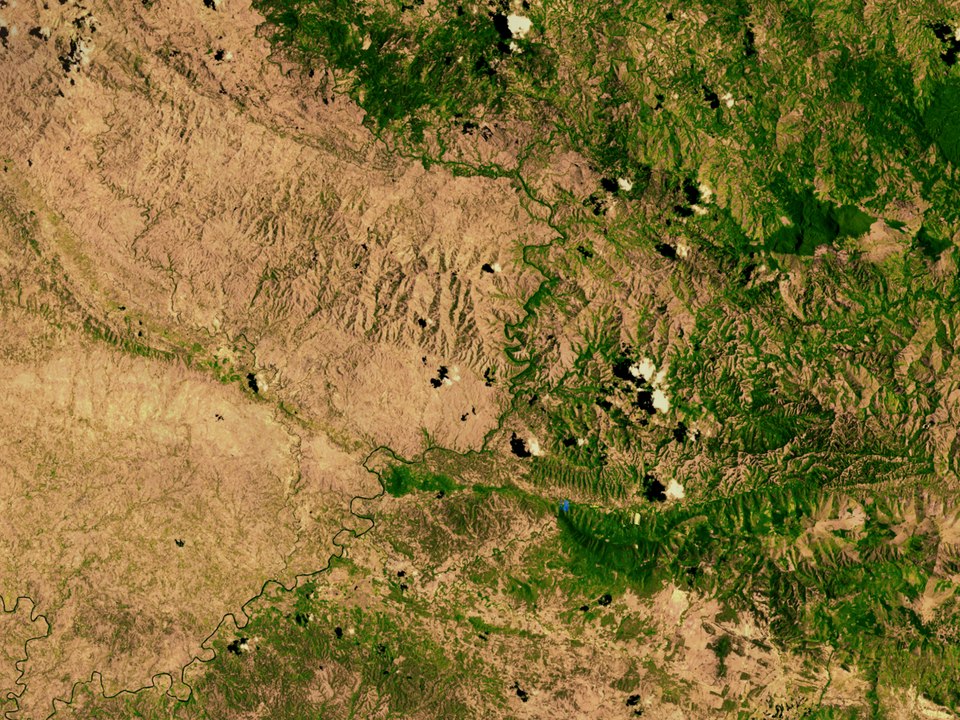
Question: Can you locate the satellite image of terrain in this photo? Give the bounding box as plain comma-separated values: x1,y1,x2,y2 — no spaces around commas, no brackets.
1,0,960,717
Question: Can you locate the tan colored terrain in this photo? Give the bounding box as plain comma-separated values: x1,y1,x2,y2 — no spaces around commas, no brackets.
2,0,951,717
0,597,47,717
0,0,558,713
0,0,551,453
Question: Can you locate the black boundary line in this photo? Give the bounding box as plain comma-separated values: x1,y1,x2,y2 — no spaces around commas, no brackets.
1,596,51,719
9,12,563,709
14,447,390,720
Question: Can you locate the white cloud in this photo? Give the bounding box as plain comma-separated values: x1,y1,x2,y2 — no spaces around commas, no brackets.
653,368,668,388
441,367,461,386
630,357,656,382
652,388,671,413
665,479,685,500
506,14,532,39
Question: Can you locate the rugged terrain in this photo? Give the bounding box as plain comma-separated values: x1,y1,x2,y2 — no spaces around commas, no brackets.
2,0,960,717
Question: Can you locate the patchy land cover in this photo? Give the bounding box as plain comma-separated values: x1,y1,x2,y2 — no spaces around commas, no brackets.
1,0,960,717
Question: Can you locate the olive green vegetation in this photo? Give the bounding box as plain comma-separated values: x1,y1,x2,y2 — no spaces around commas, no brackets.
557,487,960,708
245,0,960,524
381,463,460,497
254,0,957,235
708,634,733,678
924,77,960,167
515,242,950,511
255,0,555,143
186,585,485,719
59,576,496,719
668,251,948,476
764,189,875,255
916,224,953,258
58,0,960,716
243,0,960,711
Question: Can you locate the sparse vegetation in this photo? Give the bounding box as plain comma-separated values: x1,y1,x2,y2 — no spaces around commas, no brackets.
6,0,960,715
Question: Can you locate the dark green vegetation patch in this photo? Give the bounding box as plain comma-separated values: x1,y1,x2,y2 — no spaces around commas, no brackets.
925,77,960,167
250,0,960,702
157,0,960,715
559,487,960,708
256,0,958,248
255,0,556,141
381,463,460,497
765,189,875,256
